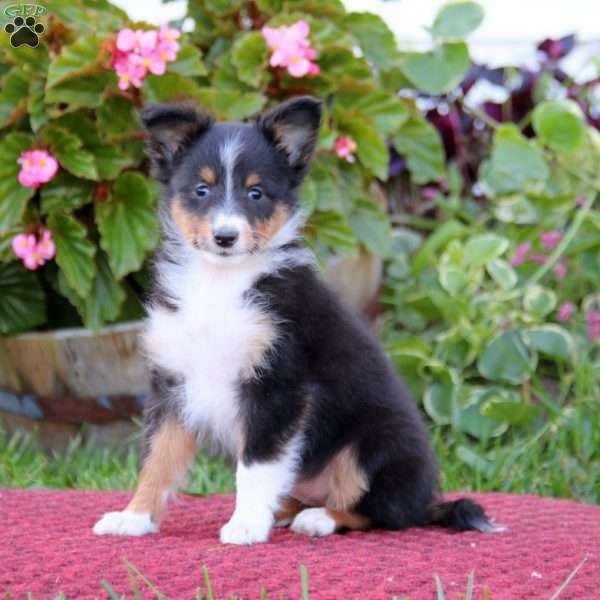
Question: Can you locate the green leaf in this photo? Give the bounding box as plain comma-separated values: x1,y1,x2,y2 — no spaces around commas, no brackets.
402,42,470,95
477,330,537,385
255,0,283,12
205,0,242,15
532,99,586,154
58,251,126,331
523,325,573,360
430,1,485,40
27,78,50,132
423,380,456,425
335,91,409,136
392,117,445,184
486,258,517,289
168,44,207,77
94,145,139,180
0,226,23,262
348,198,392,256
412,219,466,274
195,89,267,120
45,72,114,109
523,285,557,318
0,261,46,334
492,196,540,224
481,397,540,426
439,263,468,296
46,35,104,89
40,171,95,214
0,132,35,233
340,117,388,179
305,160,342,212
232,32,269,87
142,72,204,104
458,391,508,438
308,211,357,255
0,68,29,128
47,213,96,298
97,96,140,140
96,172,159,279
40,125,98,180
464,233,509,268
480,124,549,195
342,12,398,69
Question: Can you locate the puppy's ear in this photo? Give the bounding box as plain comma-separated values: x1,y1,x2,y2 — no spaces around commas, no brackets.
258,96,321,175
140,103,213,182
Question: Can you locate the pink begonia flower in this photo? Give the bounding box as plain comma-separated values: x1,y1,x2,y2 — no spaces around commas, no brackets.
575,195,586,207
540,230,562,251
17,150,58,189
287,53,312,77
12,234,37,259
131,52,166,76
37,229,56,261
335,136,358,163
116,28,136,52
557,302,575,322
159,24,181,54
586,309,600,341
553,261,567,280
510,242,531,267
262,20,319,78
156,39,177,63
528,253,548,265
11,229,55,270
422,186,438,201
137,30,158,53
112,26,181,90
115,57,146,90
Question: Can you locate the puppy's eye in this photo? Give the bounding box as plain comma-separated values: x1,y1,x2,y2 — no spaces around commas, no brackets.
195,183,210,198
248,187,263,200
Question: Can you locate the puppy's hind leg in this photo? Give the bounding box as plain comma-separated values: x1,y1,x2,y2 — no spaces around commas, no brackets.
291,507,370,537
93,417,197,536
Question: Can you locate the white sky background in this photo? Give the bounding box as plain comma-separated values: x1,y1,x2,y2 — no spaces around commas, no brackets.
113,0,600,73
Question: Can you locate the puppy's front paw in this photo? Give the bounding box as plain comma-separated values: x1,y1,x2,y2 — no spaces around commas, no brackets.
93,510,158,536
220,512,273,545
291,507,336,537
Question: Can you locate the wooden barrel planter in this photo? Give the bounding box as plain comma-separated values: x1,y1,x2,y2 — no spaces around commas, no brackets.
0,248,383,451
0,322,149,450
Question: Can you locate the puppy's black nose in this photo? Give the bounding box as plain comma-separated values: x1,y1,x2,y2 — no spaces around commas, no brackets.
213,228,239,248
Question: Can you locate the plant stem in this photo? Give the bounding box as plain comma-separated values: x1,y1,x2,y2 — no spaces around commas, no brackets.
390,214,438,230
459,100,500,130
526,194,596,287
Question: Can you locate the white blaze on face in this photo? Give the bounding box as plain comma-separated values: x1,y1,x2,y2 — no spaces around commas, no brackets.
219,133,242,214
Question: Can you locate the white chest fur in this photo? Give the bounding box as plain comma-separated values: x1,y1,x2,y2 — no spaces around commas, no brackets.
143,253,277,456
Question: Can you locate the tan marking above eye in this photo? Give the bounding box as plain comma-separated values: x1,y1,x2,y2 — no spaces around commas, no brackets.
245,173,261,187
199,166,216,184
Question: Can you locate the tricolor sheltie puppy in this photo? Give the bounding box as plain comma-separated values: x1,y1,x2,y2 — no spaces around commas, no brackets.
93,96,496,544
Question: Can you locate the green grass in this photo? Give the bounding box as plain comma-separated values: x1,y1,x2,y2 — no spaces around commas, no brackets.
1,395,598,503
0,422,233,495
14,559,588,600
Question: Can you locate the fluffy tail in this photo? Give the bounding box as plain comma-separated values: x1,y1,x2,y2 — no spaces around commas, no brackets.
428,498,502,532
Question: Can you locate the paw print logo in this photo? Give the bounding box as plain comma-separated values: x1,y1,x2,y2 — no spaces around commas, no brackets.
5,16,45,48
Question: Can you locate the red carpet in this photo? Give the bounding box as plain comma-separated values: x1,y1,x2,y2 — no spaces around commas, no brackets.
0,489,598,599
